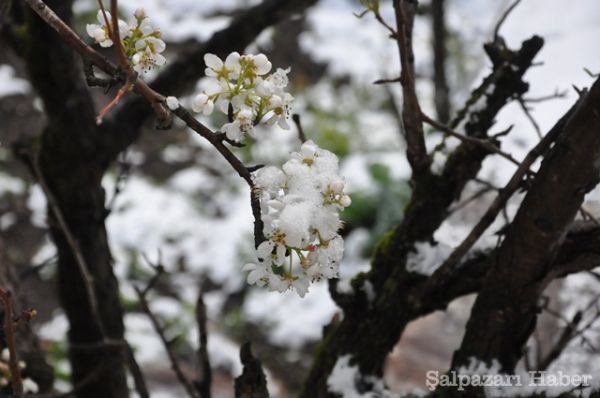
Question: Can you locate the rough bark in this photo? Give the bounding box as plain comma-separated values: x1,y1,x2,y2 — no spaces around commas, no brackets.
22,2,128,397
431,0,450,124
453,77,600,372
300,36,544,398
235,343,269,398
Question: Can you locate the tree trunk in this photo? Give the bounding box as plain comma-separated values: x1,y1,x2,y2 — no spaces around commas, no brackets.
22,2,128,397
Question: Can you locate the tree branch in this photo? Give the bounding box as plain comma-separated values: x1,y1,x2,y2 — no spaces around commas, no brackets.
453,77,600,372
392,0,429,174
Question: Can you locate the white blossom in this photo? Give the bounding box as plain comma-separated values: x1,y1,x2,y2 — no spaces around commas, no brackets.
86,10,128,48
192,52,294,141
132,47,166,74
244,141,350,297
86,8,167,74
191,93,214,115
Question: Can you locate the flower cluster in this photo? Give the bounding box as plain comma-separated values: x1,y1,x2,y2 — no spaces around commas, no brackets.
86,9,166,74
0,349,38,394
192,52,294,141
244,140,351,297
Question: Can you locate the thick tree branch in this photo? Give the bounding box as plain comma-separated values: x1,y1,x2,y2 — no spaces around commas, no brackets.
453,77,600,372
301,35,544,397
393,0,429,174
431,0,450,124
234,343,269,398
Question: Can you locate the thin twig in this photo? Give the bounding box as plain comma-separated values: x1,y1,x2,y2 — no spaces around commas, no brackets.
23,152,106,338
126,344,150,398
523,90,568,103
518,98,542,139
493,0,522,40
373,76,401,85
110,0,129,68
135,286,199,398
579,206,600,225
23,0,264,248
0,288,23,397
170,106,265,247
423,98,579,290
292,114,307,143
422,112,522,167
538,311,582,370
195,292,211,398
24,0,169,124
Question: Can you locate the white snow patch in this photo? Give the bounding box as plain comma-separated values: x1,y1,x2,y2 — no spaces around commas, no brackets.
328,355,397,398
0,65,31,97
243,282,337,349
26,185,47,228
0,173,26,196
406,241,453,276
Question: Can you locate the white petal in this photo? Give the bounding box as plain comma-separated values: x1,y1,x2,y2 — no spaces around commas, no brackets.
100,38,114,48
253,53,272,75
224,121,243,141
242,263,257,272
225,52,240,69
276,243,286,260
202,100,214,116
153,53,166,66
277,116,290,130
247,268,265,285
204,53,223,70
257,240,274,259
86,23,100,38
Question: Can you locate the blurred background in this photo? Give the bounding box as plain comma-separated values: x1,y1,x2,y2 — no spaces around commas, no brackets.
1,0,599,396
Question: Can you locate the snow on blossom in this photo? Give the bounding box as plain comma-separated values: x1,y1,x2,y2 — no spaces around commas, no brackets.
244,140,351,297
192,52,294,141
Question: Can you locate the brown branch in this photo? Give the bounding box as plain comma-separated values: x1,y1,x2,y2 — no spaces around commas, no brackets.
523,90,568,103
109,0,129,68
424,95,582,293
422,112,521,167
518,98,543,138
17,151,108,339
234,343,269,398
537,310,582,371
0,288,23,397
23,0,169,124
393,0,429,174
453,76,600,372
108,0,319,160
135,285,199,398
23,0,264,248
493,0,522,40
292,114,307,143
431,0,450,124
125,344,150,398
170,106,265,247
195,292,211,398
